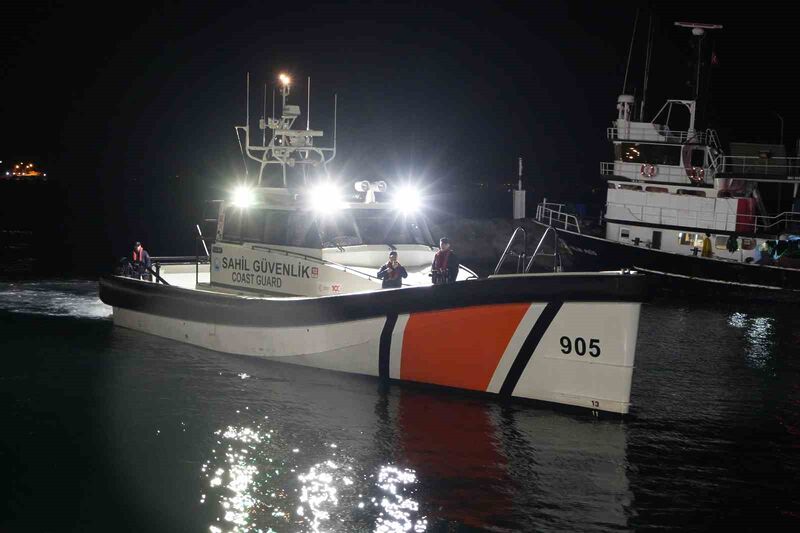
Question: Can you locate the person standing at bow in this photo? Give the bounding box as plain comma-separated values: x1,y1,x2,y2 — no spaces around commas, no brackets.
132,241,152,280
431,237,459,285
377,251,408,289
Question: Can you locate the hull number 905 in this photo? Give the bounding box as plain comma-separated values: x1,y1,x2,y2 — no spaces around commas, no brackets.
560,336,601,357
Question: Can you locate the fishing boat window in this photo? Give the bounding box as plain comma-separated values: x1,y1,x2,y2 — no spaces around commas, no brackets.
352,211,434,246
645,186,669,193
741,238,756,250
679,232,700,246
715,236,728,250
690,148,706,167
616,143,681,166
677,189,706,197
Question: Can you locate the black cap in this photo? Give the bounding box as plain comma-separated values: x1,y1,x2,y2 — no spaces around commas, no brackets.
439,237,450,244
135,241,141,247
388,251,398,257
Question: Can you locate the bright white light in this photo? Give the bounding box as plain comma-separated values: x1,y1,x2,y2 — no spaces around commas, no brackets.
279,73,291,85
231,185,256,208
308,182,344,214
393,185,422,214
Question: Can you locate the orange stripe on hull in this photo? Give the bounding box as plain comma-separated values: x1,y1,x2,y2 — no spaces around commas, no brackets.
400,303,530,391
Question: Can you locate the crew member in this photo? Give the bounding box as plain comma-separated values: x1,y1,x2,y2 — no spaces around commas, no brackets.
377,251,408,289
431,237,459,285
132,241,152,280
701,233,713,258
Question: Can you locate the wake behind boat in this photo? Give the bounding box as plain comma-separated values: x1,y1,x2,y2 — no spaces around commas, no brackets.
100,73,647,414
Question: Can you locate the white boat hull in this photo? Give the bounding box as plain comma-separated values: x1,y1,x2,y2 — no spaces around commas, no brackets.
105,273,643,414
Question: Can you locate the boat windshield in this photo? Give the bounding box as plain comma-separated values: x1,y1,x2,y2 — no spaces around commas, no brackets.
317,211,434,248
351,211,434,246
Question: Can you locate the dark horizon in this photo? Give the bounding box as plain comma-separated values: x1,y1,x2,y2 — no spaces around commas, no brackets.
2,0,798,271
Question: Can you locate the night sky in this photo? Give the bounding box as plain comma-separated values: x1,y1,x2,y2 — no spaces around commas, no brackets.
2,0,797,271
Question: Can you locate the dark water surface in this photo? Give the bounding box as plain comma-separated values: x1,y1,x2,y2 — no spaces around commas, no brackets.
1,281,799,532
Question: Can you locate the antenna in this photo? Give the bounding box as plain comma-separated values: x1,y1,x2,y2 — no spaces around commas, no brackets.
622,8,640,95
307,76,311,130
246,72,250,136
271,87,276,145
331,93,338,163
640,13,654,121
263,83,267,146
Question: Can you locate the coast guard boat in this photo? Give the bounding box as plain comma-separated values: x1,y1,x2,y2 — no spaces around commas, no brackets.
535,22,800,297
100,73,647,414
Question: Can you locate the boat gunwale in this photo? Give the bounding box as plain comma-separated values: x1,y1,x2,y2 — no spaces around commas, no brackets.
99,273,647,328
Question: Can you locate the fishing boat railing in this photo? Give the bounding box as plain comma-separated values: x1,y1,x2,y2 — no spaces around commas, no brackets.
607,125,712,145
535,201,582,233
719,156,800,179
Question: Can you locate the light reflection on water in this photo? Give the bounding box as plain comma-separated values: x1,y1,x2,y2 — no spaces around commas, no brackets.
728,311,775,371
201,420,427,533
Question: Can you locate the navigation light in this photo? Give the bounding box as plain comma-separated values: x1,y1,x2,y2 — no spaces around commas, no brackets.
279,73,291,86
231,185,256,208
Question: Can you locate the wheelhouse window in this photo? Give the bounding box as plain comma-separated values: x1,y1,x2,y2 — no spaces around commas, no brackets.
741,238,756,250
221,207,322,248
318,215,362,248
352,211,434,246
221,207,243,241
616,143,682,166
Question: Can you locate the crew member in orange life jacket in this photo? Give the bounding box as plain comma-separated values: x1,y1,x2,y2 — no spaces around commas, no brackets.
132,241,152,280
431,237,459,285
377,251,408,289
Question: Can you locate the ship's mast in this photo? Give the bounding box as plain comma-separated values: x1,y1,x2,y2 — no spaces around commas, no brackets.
674,22,722,124
235,73,337,187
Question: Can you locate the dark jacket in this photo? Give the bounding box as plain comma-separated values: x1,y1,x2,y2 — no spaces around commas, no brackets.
377,262,408,288
431,249,459,284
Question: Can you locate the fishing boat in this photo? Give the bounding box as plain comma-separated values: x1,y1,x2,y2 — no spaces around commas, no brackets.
535,21,800,297
100,73,647,414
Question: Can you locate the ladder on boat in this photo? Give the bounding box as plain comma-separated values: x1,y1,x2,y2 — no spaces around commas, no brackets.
494,226,562,275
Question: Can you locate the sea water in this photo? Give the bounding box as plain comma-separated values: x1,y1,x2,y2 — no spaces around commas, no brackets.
1,280,799,531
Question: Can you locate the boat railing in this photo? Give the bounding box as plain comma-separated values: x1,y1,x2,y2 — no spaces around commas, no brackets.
719,156,800,178
606,200,800,236
601,161,716,184
607,125,711,145
535,202,581,233
494,227,528,274
494,226,561,275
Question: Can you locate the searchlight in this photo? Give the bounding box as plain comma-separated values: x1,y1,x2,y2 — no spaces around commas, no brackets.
392,185,422,215
231,185,256,208
308,182,344,214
